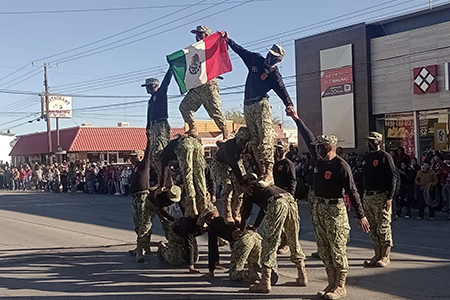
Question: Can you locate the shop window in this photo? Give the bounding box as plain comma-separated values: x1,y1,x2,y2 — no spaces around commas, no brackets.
419,109,449,157
384,113,415,157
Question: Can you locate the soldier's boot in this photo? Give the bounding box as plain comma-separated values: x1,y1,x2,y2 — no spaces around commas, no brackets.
249,266,271,293
231,197,243,224
295,261,308,286
135,239,145,263
223,198,234,225
317,268,335,297
128,246,137,256
248,263,261,283
186,123,199,138
143,235,151,256
311,251,320,258
364,244,381,267
324,271,347,300
184,197,199,218
375,246,391,267
242,268,260,284
157,241,166,261
258,162,274,187
271,269,279,286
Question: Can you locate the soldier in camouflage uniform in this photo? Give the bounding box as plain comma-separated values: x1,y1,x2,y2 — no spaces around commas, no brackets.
160,135,210,219
211,126,252,224
203,212,262,283
179,26,229,139
241,174,307,293
292,110,370,300
224,31,296,186
141,69,172,185
361,132,397,268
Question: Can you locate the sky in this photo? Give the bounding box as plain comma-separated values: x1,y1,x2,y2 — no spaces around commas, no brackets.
0,0,444,136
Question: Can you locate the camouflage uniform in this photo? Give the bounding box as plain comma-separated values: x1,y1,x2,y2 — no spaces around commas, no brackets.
149,119,171,183
174,136,209,217
131,191,155,243
229,230,262,281
159,219,199,266
243,98,275,178
315,198,350,272
363,192,393,248
179,79,227,133
210,157,245,222
260,192,306,269
307,187,319,240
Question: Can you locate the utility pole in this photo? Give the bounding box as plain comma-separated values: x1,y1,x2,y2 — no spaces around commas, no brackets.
43,63,53,165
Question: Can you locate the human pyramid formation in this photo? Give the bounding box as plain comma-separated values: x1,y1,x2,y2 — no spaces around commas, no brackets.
128,25,397,299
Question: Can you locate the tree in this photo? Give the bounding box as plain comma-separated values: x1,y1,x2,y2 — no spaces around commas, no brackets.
224,109,282,125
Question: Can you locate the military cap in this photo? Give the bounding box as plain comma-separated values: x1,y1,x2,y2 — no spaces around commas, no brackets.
141,78,159,87
364,131,383,141
235,126,251,142
268,44,286,58
129,149,144,156
191,25,211,35
167,185,182,203
274,140,289,151
311,135,338,146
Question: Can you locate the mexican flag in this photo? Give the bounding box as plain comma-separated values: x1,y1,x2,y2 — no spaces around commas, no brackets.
167,32,232,94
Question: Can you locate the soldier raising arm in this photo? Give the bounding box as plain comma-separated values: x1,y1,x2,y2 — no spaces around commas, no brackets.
290,109,369,300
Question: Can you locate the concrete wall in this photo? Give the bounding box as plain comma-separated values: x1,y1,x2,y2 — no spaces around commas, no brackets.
294,24,372,154
371,21,450,114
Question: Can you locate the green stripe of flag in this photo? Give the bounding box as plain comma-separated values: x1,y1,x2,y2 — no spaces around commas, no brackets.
167,49,187,94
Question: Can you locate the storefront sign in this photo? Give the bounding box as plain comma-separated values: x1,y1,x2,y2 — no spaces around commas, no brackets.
321,66,353,97
434,123,447,150
413,65,438,94
385,113,415,156
320,44,355,148
46,95,72,118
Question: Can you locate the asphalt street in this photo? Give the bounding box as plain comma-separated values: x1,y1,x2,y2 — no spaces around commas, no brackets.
0,190,449,300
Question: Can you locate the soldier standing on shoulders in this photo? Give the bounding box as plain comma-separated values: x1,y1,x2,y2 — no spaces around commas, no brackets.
291,110,370,300
221,31,295,186
361,132,397,268
141,68,172,185
179,25,229,140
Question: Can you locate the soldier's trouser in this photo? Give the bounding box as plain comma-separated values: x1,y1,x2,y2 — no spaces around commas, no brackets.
229,230,262,281
211,158,244,220
174,137,208,217
363,192,393,248
307,187,319,239
315,199,350,272
243,98,275,173
149,119,171,183
260,193,306,269
179,79,227,131
131,191,156,242
160,220,199,266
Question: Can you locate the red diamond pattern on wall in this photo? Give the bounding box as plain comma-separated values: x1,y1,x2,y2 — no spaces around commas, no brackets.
413,65,438,94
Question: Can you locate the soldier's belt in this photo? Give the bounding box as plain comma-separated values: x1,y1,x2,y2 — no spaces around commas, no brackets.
243,97,268,105
316,197,344,205
365,190,386,196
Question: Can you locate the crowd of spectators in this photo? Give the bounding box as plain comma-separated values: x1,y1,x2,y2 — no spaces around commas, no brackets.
1,145,449,220
0,160,134,196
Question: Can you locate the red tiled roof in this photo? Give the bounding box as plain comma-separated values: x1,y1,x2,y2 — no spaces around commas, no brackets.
10,126,190,156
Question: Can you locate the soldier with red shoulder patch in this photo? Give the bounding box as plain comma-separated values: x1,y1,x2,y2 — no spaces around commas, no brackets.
361,132,397,268
290,110,370,300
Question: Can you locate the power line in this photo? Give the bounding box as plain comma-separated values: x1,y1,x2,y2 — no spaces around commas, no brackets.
52,0,253,65
48,0,417,95
0,1,271,15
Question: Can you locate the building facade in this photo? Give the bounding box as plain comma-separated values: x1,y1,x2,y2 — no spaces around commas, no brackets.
295,4,450,159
